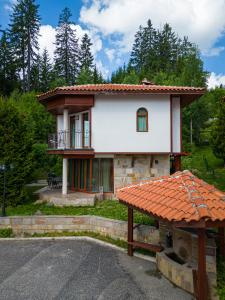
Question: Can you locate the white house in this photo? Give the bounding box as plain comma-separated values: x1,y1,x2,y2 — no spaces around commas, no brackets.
38,83,205,196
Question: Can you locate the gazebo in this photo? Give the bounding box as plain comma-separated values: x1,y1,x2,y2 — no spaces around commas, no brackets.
117,170,225,300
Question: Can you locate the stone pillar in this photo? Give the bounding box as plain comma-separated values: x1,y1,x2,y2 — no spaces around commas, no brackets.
62,158,68,195
63,108,69,149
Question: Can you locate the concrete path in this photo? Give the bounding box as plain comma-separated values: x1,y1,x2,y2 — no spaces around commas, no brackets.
0,239,193,300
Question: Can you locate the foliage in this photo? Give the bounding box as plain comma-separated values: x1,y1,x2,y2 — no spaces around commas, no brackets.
0,31,19,95
113,19,208,87
54,7,80,85
182,146,225,191
76,67,94,84
0,228,13,238
182,88,225,148
31,231,128,248
122,70,139,84
217,256,225,299
80,33,94,71
10,91,54,142
9,0,41,91
0,98,33,206
211,98,225,164
7,199,155,226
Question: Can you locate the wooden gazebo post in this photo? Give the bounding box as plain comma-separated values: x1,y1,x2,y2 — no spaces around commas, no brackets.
198,228,207,300
128,207,133,256
219,227,225,257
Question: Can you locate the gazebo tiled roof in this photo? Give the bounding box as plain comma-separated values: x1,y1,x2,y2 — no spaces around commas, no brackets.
117,170,225,224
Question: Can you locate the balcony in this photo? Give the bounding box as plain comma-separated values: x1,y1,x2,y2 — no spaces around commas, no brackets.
48,130,94,155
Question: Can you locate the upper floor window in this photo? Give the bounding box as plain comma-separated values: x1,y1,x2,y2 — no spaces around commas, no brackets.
137,108,148,132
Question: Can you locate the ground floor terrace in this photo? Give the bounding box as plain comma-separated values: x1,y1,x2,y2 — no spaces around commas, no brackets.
61,154,172,196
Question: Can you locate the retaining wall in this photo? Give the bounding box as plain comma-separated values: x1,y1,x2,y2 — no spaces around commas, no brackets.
0,215,159,244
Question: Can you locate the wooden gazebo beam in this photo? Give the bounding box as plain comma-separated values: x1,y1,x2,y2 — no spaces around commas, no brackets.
219,227,225,258
128,207,134,256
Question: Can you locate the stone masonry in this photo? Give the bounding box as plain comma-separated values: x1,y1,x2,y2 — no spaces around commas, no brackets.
114,154,170,190
0,215,159,245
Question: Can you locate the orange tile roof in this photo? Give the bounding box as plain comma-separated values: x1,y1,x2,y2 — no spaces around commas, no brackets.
38,83,205,101
116,170,225,224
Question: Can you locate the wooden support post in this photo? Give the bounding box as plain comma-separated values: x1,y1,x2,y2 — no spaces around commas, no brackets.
198,228,207,300
174,156,181,172
128,207,133,256
71,160,75,192
219,227,225,258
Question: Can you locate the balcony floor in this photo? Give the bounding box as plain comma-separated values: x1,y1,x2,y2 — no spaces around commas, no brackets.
35,187,96,207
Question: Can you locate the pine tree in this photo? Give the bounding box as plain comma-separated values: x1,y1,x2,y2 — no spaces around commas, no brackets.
30,54,41,91
76,67,93,84
54,7,80,85
93,65,104,84
80,33,94,71
156,23,178,73
211,98,225,165
0,30,19,95
39,49,53,92
9,0,41,91
130,25,145,73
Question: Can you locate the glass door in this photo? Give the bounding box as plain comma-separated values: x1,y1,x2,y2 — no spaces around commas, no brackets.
70,116,76,148
82,112,89,148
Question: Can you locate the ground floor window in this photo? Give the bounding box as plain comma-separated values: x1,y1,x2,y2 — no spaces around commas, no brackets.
69,158,113,192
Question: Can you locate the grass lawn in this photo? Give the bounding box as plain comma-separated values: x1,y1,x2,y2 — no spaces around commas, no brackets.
182,146,225,191
6,198,155,226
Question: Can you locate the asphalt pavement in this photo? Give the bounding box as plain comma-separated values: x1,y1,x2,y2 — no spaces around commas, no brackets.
0,239,193,300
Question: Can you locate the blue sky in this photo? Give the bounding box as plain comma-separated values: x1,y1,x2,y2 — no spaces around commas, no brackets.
1,0,225,87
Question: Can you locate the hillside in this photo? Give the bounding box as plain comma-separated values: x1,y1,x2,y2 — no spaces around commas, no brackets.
182,146,225,191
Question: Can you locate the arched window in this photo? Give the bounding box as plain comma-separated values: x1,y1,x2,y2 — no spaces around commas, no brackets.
137,108,148,132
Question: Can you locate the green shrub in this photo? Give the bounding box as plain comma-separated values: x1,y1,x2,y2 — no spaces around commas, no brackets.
0,228,13,238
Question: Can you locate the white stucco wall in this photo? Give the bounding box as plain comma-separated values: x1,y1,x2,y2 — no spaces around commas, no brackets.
91,95,171,153
172,97,181,153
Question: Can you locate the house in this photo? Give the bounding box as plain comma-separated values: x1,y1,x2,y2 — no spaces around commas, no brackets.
38,83,205,196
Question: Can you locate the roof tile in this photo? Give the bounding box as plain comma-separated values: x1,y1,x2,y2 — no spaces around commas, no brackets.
117,170,225,224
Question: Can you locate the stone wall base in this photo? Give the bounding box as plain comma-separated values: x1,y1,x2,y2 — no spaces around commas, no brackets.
114,154,170,190
0,216,159,245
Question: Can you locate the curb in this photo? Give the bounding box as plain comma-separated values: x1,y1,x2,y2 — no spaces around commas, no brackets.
0,236,156,263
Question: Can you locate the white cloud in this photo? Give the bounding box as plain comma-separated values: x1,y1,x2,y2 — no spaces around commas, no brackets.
38,25,56,62
207,72,225,89
80,0,225,54
95,59,109,78
105,48,115,62
38,24,102,62
203,47,225,57
4,0,17,11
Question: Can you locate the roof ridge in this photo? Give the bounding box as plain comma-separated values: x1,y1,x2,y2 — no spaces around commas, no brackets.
180,173,212,220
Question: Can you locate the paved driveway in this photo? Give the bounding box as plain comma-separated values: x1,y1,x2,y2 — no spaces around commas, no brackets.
0,239,193,300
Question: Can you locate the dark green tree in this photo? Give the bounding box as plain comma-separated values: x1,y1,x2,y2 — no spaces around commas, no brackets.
0,98,33,206
54,7,80,85
93,65,104,84
80,33,94,71
122,69,139,84
9,0,41,91
211,98,225,165
30,53,41,91
76,67,93,84
130,25,145,73
111,64,128,83
39,48,53,92
0,30,19,95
